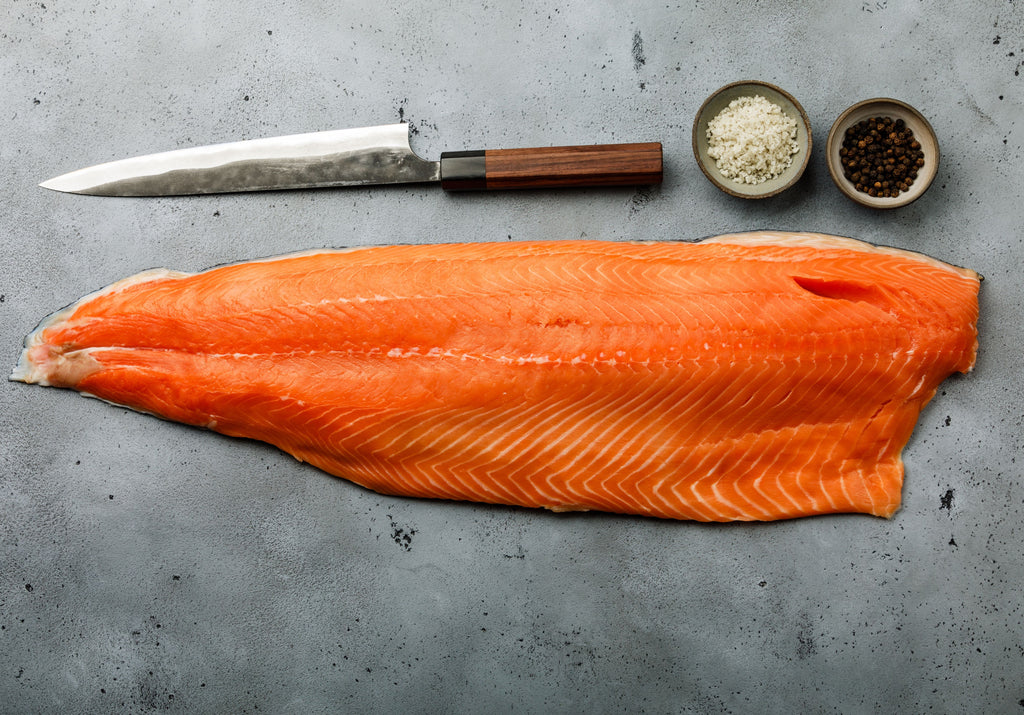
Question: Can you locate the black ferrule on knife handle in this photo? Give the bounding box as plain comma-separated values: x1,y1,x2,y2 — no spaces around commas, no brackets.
440,143,663,191
439,151,488,190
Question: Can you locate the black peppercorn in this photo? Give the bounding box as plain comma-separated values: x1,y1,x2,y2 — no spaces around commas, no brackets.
840,116,925,198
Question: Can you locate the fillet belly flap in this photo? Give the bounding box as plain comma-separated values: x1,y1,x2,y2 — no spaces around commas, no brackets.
12,232,980,521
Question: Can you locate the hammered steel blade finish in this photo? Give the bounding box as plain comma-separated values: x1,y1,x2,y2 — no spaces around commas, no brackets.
39,123,441,196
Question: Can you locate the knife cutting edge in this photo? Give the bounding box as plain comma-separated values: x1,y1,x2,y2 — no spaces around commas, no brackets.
39,123,662,196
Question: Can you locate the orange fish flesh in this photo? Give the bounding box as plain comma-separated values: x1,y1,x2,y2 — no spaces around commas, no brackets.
11,232,980,521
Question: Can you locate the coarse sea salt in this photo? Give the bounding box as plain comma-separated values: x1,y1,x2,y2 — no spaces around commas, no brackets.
706,95,799,185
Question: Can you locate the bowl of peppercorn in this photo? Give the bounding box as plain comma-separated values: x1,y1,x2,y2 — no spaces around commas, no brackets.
826,98,939,209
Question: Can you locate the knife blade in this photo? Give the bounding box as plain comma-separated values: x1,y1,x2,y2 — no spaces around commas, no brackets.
39,123,662,196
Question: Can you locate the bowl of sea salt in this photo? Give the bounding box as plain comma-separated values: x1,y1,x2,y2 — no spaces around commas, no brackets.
693,80,812,198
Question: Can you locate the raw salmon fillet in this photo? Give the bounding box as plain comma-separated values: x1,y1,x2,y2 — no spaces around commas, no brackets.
11,232,979,521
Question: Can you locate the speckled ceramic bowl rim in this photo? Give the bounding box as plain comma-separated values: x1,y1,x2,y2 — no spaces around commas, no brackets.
826,97,940,209
692,80,812,199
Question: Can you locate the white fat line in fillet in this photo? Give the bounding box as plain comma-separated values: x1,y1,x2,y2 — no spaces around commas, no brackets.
296,405,380,466
651,263,718,298
872,413,907,513
601,387,727,520
578,294,636,326
468,381,637,506
682,360,765,443
906,371,931,400
476,386,636,506
610,249,708,301
585,254,622,294
350,407,497,501
706,435,779,520
767,354,841,509
553,252,640,295
579,376,702,490
689,358,804,519
416,395,586,505
353,407,464,492
400,406,541,504
664,363,807,521
261,399,326,438
154,292,419,336
410,396,580,498
735,374,811,516
678,296,728,345
636,294,695,329
708,359,820,515
863,408,910,515
803,350,891,514
583,380,710,516
599,254,642,292
676,457,727,521
681,449,741,521
749,432,802,519
605,373,741,520
554,253,610,291
807,449,847,515
535,258,596,297
503,376,677,515
814,353,872,513
406,405,536,505
563,377,681,502
814,350,900,514
616,295,671,325
320,407,465,497
475,257,562,295
603,254,685,298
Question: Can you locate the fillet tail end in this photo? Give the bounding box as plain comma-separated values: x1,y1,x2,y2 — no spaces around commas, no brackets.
10,331,101,389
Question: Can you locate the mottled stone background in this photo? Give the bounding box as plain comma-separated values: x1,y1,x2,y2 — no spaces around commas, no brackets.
1,1,1021,712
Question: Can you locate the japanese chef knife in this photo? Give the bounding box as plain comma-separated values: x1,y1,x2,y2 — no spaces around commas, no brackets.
40,123,662,196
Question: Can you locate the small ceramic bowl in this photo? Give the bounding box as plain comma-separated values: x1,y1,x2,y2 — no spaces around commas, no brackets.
692,80,812,199
826,98,939,209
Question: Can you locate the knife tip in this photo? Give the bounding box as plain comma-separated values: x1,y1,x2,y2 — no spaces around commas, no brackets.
39,174,99,195
39,177,69,193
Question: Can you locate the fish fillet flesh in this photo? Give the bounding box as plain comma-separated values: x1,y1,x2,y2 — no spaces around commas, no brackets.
11,232,979,521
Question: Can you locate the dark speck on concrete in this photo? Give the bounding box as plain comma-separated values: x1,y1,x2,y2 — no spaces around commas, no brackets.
993,35,1001,44
796,618,816,659
940,489,955,511
24,584,32,592
629,188,653,216
388,515,416,552
631,30,646,72
502,545,526,560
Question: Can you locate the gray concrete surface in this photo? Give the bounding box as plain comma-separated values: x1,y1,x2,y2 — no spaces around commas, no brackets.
1,1,1021,712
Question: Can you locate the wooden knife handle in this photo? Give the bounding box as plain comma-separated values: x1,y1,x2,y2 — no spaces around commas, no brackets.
439,142,662,190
